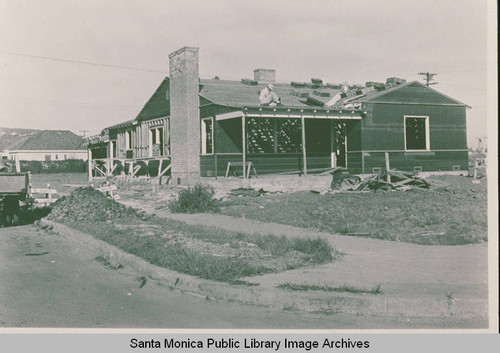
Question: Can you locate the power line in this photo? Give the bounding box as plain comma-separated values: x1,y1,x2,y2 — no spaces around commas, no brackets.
0,50,167,74
439,82,486,91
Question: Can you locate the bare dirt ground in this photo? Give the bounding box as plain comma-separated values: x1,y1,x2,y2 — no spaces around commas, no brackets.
11,172,488,328
0,225,487,329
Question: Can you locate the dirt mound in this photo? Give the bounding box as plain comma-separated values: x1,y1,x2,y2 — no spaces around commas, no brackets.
48,187,138,222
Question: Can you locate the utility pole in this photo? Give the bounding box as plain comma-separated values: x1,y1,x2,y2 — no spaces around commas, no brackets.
418,72,438,86
80,130,89,139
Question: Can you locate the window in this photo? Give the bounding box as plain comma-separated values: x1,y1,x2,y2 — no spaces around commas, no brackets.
201,118,213,154
246,117,302,154
405,116,429,151
125,130,132,150
45,154,51,161
111,141,117,158
149,127,164,156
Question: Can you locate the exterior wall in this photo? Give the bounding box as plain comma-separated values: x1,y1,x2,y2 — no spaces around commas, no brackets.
214,119,243,153
361,150,468,173
169,47,200,184
201,153,331,177
350,102,468,173
9,150,87,161
108,118,169,159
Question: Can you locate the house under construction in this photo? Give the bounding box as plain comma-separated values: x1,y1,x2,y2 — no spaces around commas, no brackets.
87,47,469,184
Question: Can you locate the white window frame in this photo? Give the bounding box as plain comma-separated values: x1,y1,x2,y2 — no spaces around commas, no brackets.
110,140,117,158
404,115,430,151
201,117,214,155
125,130,132,150
148,127,164,157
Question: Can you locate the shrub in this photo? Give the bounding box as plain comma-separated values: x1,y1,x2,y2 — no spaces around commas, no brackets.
169,184,220,213
20,159,86,173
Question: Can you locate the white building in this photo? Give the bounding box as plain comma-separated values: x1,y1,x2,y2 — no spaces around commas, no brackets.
6,130,87,161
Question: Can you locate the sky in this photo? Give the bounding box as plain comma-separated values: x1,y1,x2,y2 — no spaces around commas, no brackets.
0,0,494,147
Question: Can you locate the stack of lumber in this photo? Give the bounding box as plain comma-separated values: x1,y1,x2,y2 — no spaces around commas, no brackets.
373,170,431,191
330,169,431,193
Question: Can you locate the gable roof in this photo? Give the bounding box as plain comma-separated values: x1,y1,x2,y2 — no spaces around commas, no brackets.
0,128,41,151
17,130,85,150
348,81,467,106
105,77,467,132
135,77,170,122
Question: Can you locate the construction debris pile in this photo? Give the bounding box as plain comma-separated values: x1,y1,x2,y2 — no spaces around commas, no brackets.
48,187,138,222
329,168,431,193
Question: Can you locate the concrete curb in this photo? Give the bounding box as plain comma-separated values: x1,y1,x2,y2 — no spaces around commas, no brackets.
40,219,488,318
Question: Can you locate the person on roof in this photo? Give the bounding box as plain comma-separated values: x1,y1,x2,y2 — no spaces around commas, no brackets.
259,83,281,107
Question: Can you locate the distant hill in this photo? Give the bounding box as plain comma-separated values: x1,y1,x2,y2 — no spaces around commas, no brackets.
0,128,41,151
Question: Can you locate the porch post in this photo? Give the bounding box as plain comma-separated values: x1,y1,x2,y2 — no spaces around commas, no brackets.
108,141,113,177
87,149,93,181
330,120,336,168
301,116,307,175
272,119,278,153
242,115,247,179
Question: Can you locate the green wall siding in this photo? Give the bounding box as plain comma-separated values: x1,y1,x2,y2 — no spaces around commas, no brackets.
360,151,468,173
360,103,467,151
200,153,331,177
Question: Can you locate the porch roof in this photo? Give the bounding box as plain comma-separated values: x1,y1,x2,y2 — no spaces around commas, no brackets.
215,106,363,121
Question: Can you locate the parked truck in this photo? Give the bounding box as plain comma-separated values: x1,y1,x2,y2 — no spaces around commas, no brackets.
0,172,31,226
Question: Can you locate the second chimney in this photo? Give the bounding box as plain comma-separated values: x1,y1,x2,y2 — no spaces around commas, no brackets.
254,68,276,83
169,47,200,184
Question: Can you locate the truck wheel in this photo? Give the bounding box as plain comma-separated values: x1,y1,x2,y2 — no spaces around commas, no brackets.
3,197,20,226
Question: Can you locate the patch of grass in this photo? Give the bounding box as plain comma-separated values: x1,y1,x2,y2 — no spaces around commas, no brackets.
252,234,337,263
220,175,487,245
169,184,220,213
278,283,383,295
81,223,272,281
61,214,336,283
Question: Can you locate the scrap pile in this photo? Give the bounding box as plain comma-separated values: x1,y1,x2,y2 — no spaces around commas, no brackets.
229,187,267,197
329,168,431,193
48,187,138,222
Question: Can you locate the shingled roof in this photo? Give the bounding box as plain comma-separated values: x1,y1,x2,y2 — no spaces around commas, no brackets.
17,130,85,150
199,79,344,108
346,81,468,106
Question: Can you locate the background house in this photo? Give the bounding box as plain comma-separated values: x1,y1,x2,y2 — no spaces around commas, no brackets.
5,130,87,161
88,47,469,182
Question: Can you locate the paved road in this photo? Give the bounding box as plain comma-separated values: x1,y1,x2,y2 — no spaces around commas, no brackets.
0,225,485,329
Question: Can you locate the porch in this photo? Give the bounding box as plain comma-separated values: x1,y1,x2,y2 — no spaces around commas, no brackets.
201,108,363,178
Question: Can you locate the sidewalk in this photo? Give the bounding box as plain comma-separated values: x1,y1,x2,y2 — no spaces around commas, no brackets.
118,198,488,318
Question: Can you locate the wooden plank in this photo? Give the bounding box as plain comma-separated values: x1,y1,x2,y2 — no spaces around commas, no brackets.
34,198,57,204
157,159,162,177
131,165,141,177
159,164,171,177
301,116,307,175
31,188,57,194
242,115,247,179
87,149,93,181
96,185,117,192
95,165,106,177
385,152,391,183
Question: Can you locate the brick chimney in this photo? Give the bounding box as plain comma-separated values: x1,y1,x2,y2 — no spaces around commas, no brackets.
169,47,200,184
254,68,276,83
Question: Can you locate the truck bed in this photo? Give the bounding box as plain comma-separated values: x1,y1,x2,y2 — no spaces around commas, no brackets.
0,173,30,196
